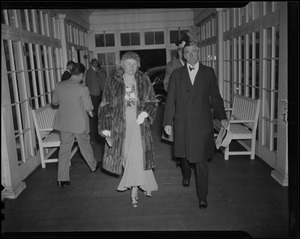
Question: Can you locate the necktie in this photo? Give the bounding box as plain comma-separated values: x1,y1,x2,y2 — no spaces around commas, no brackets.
189,66,195,71
95,70,100,78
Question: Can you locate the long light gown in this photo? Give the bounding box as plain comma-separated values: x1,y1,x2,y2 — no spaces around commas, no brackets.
117,79,158,196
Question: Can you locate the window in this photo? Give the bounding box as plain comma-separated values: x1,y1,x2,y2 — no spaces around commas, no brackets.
169,30,188,44
51,15,60,39
144,31,164,45
262,26,279,151
2,9,18,27
196,14,217,71
95,33,115,47
3,39,35,164
97,52,117,78
120,32,140,46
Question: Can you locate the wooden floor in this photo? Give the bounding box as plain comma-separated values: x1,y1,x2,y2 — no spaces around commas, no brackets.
2,106,289,238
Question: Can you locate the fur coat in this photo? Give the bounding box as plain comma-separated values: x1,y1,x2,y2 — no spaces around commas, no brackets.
98,69,158,175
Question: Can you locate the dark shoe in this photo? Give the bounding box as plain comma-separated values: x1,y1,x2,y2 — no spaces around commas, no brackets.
199,199,208,210
57,181,70,187
182,178,190,187
91,162,100,173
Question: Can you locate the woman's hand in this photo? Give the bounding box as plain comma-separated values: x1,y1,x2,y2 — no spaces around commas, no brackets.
102,130,111,137
136,111,148,125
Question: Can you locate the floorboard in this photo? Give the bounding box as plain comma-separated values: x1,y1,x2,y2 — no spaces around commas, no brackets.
2,106,289,238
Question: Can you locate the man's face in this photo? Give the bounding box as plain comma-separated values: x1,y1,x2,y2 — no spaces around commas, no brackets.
183,44,199,66
92,61,99,68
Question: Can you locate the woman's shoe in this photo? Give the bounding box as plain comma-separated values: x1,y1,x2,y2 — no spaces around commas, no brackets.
131,187,139,208
144,191,152,197
131,196,138,208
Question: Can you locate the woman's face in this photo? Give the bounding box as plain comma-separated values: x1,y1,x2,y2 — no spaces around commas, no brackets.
123,59,138,75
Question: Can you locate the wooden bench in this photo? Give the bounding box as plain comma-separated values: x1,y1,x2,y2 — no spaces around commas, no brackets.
213,93,260,160
31,104,78,168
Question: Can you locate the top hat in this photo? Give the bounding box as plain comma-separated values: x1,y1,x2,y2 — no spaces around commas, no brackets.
215,126,233,149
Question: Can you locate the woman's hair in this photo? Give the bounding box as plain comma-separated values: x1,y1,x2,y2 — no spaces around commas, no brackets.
71,63,86,76
121,51,141,67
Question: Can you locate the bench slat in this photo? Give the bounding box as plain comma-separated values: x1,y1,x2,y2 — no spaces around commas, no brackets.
214,93,260,160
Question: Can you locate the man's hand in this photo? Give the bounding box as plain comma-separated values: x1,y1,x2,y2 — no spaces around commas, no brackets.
164,125,172,135
221,119,230,128
88,111,94,117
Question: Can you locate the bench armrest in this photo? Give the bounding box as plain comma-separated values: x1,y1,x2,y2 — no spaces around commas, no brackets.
38,128,54,131
229,119,255,124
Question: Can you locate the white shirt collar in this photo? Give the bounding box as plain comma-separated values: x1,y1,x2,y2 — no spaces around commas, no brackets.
187,62,199,71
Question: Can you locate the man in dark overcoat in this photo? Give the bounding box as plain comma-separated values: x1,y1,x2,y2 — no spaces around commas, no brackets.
163,41,229,209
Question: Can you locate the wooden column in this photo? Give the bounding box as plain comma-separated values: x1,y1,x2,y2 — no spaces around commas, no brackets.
216,8,224,97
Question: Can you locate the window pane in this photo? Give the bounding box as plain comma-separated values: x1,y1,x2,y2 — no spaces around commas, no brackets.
145,32,154,45
155,31,164,44
107,52,116,65
1,10,6,24
105,33,115,46
131,32,140,45
170,30,188,44
264,2,273,15
97,53,106,66
95,34,105,47
170,30,180,44
7,10,18,28
36,10,42,35
28,10,35,32
121,33,130,46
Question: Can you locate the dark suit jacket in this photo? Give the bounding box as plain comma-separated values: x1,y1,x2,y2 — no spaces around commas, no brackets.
163,63,227,162
61,70,71,81
85,67,106,96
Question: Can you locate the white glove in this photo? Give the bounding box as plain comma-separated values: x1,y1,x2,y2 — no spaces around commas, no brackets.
102,130,111,137
164,125,172,135
88,111,94,117
136,111,148,125
221,119,230,129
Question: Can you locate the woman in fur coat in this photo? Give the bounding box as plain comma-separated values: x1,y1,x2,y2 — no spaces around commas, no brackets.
98,51,158,207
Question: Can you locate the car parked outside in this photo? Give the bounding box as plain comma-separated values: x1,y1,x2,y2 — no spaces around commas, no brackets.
145,65,167,106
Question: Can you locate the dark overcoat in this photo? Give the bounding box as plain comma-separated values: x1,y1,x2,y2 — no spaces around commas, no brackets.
163,63,227,163
98,69,158,175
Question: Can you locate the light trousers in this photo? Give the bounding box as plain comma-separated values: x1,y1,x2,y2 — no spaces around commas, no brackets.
57,131,97,181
